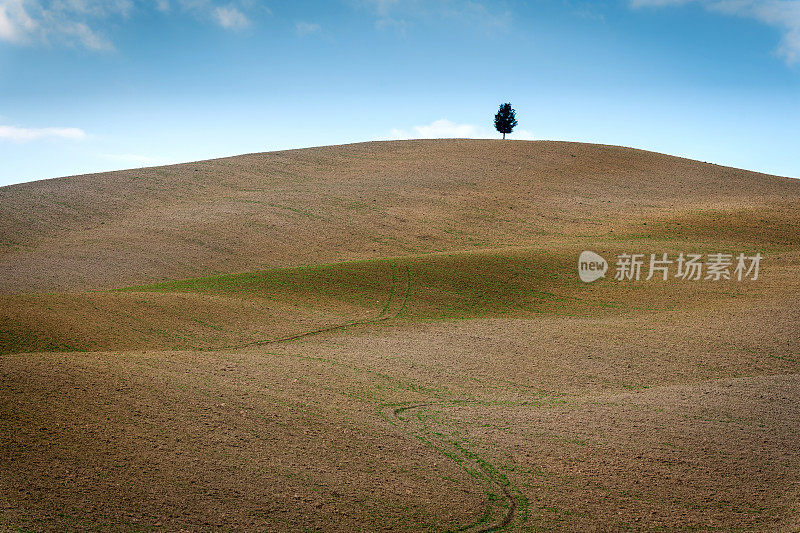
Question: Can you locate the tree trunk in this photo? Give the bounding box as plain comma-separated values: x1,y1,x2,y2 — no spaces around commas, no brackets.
502,133,505,139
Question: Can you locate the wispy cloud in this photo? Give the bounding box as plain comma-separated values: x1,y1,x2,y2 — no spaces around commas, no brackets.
441,1,511,32
0,124,86,142
358,0,512,34
295,20,320,36
389,118,534,140
0,0,37,44
213,4,248,30
0,0,119,50
630,0,800,64
0,0,258,50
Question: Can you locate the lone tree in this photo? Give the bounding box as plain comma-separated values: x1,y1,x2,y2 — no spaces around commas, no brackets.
494,103,517,139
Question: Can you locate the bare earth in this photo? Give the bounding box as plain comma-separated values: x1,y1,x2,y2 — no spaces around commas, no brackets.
1,139,798,531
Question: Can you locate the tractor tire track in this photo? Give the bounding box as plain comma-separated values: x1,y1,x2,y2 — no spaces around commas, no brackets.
225,261,410,349
380,402,524,532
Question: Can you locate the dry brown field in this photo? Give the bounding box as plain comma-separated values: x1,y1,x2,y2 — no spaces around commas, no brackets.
1,139,798,531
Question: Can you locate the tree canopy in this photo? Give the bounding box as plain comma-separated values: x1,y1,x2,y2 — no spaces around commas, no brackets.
494,103,518,139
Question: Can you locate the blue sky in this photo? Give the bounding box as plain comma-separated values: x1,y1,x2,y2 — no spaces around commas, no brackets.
1,0,799,185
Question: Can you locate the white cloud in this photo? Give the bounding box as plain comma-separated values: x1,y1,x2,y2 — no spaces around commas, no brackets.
0,0,37,44
62,19,113,49
295,20,320,36
0,124,86,142
412,118,481,138
374,16,407,32
213,4,248,30
389,119,535,140
0,0,258,49
0,0,128,49
513,129,536,140
630,0,800,64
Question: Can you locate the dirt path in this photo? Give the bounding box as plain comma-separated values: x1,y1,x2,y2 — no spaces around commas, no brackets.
380,402,525,532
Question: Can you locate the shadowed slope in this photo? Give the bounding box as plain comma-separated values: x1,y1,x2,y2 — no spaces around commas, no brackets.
2,233,796,356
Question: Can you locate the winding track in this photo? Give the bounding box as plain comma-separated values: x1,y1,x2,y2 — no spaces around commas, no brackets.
221,261,411,349
222,262,525,529
380,402,524,532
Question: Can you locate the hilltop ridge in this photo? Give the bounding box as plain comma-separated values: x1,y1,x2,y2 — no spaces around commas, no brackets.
1,139,797,292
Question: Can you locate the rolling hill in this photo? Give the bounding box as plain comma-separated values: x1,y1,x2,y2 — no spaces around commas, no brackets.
1,140,798,531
